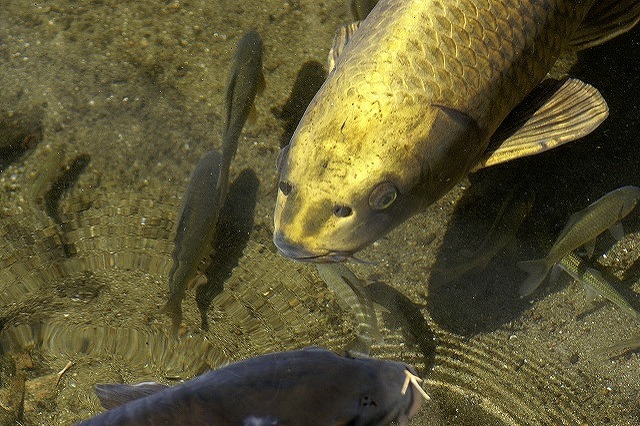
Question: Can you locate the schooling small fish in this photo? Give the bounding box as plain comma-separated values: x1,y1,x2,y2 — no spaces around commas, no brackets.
162,30,264,330
273,0,640,262
76,347,428,426
557,252,640,321
518,185,640,296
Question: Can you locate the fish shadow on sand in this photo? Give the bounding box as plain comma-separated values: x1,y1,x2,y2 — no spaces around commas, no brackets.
271,61,326,148
427,27,640,335
364,281,436,373
0,105,44,172
196,169,259,330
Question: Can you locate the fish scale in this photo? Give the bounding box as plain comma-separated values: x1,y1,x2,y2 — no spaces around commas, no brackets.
274,0,609,260
338,0,586,133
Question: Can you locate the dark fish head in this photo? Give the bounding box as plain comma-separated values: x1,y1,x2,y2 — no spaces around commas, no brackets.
347,359,426,426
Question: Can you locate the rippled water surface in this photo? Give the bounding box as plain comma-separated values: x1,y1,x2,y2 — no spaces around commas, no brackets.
1,1,639,424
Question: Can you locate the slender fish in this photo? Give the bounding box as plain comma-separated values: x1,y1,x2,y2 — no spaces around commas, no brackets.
162,30,264,330
162,150,224,330
557,252,640,321
273,0,640,262
77,347,427,426
596,335,640,358
316,263,381,356
518,185,640,296
220,30,265,185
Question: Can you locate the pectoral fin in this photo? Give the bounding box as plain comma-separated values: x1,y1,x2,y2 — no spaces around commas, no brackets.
584,239,597,259
582,279,600,303
474,78,608,170
549,263,563,284
246,103,258,127
571,0,640,50
608,222,625,241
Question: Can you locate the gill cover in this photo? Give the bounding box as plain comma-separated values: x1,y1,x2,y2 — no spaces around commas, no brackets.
419,105,483,205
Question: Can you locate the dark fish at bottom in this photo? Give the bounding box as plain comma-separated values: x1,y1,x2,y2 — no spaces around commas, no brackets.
76,347,426,425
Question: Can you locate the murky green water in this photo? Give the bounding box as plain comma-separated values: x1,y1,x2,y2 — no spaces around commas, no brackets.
1,1,639,424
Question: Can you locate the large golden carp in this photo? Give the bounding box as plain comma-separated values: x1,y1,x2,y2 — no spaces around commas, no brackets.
273,0,640,261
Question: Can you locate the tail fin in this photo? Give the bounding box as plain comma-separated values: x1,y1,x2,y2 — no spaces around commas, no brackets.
517,259,552,296
160,298,182,335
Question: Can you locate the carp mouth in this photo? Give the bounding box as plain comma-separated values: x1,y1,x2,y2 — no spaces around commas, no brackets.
273,231,353,263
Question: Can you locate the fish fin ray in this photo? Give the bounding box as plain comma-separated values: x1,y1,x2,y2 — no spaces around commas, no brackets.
474,78,608,169
608,222,625,241
247,103,258,127
373,301,391,313
328,22,361,72
257,70,266,96
94,382,169,410
582,278,600,303
572,0,640,50
549,263,563,284
517,259,551,296
585,267,605,283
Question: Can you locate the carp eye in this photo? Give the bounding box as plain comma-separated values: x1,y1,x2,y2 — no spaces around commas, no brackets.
279,180,292,196
333,204,352,217
369,182,397,210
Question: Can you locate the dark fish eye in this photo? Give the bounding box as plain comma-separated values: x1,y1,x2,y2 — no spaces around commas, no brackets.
333,204,352,217
279,180,293,195
369,182,398,210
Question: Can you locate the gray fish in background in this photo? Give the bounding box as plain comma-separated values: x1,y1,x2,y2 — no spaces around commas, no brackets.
220,29,265,181
518,185,640,296
316,263,381,356
557,252,640,321
162,30,265,330
77,347,427,426
596,335,640,358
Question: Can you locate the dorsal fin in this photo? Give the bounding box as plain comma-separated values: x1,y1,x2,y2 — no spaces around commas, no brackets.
328,22,361,72
572,0,640,50
95,382,169,410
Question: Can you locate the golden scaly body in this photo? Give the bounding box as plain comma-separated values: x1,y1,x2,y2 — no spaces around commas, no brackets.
274,0,597,261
